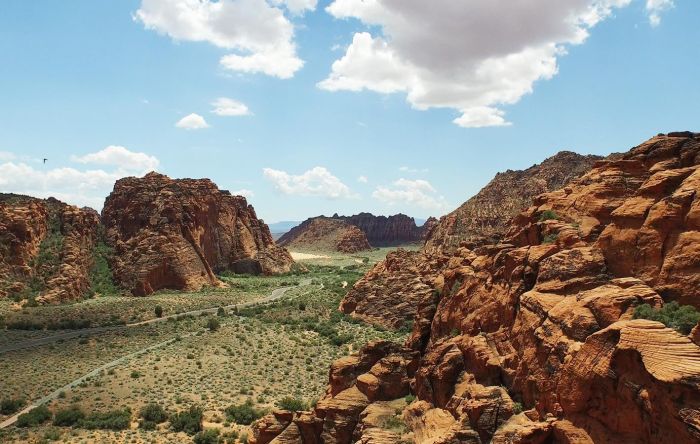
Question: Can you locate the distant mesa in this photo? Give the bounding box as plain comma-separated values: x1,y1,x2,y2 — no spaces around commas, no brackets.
279,212,435,253
102,172,296,296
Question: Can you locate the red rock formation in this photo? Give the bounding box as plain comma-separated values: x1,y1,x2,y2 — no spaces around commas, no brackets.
278,217,371,253
253,132,700,444
0,195,99,303
425,151,601,255
102,172,294,296
335,212,429,246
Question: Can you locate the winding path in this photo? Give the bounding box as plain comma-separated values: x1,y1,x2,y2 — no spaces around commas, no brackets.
0,280,312,429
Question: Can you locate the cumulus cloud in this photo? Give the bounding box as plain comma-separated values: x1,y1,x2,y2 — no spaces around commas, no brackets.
399,166,429,173
71,145,159,173
176,113,210,129
232,188,255,198
0,151,16,161
646,0,673,26
263,166,357,199
321,0,669,128
357,175,368,183
211,97,251,116
0,147,161,210
135,0,307,78
373,178,449,211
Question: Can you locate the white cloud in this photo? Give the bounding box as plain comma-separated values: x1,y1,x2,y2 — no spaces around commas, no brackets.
0,162,124,210
71,146,159,173
399,166,429,173
211,97,251,116
270,0,317,14
373,178,449,211
135,0,307,78
357,175,368,183
263,166,357,199
0,151,16,161
646,0,673,26
232,188,255,198
176,113,210,129
321,0,668,128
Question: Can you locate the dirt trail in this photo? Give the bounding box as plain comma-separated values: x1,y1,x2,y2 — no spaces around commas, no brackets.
0,280,312,429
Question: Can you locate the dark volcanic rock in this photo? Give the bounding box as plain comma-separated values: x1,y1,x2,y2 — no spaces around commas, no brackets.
102,172,295,296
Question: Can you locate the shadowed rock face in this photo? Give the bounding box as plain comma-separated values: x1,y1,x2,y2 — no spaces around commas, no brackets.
425,151,601,255
335,213,431,246
252,133,700,444
102,172,294,296
278,217,372,253
0,195,100,304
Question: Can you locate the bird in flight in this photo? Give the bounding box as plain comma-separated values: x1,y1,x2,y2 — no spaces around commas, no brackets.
43,158,47,164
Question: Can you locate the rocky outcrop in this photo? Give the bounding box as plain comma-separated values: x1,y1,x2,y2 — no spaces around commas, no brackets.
0,195,100,303
102,172,294,296
336,213,429,246
339,249,447,329
253,132,700,444
425,151,601,255
278,217,371,253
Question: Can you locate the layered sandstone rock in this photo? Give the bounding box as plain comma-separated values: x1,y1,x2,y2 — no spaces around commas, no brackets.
102,172,294,296
253,133,700,444
335,213,429,246
0,195,100,303
278,217,371,253
425,151,601,255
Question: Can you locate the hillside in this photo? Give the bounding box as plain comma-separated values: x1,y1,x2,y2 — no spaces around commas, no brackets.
425,151,601,254
277,217,371,253
253,132,700,444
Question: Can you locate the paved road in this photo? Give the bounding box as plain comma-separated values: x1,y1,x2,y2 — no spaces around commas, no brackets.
0,280,312,429
0,279,311,355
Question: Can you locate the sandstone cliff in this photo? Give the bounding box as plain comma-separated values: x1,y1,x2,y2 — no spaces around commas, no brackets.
253,132,700,444
102,172,294,296
425,151,601,255
336,213,430,246
278,217,372,253
0,195,100,304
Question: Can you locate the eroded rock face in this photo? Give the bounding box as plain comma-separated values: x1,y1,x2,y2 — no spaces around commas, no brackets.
335,212,430,246
425,151,601,255
278,217,371,253
0,195,100,303
253,133,700,444
340,249,448,330
102,172,294,295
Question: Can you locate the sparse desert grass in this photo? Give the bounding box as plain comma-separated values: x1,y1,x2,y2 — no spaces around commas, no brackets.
0,248,409,443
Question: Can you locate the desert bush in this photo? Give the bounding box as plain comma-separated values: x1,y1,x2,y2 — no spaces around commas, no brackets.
78,408,131,430
276,397,308,412
53,406,85,426
224,400,264,425
0,398,24,415
634,302,700,334
16,405,51,427
170,406,203,435
155,305,163,318
193,428,220,444
206,317,220,332
89,239,118,296
542,233,559,244
217,306,226,317
538,210,560,221
139,403,168,423
43,428,61,441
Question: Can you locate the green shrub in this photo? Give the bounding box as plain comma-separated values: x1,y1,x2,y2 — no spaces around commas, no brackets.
276,397,308,412
43,428,61,441
170,406,203,435
634,302,700,334
512,402,523,414
404,394,416,404
224,400,264,425
78,408,131,430
217,306,226,317
155,305,163,318
53,406,85,426
16,405,51,427
193,428,220,444
139,403,168,423
89,239,118,296
206,317,220,332
1,398,25,415
131,371,141,379
542,233,559,244
538,210,560,221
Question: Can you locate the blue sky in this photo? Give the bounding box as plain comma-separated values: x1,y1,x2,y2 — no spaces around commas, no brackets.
0,0,698,223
